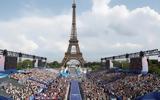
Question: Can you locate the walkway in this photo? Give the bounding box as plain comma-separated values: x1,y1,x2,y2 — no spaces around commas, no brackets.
69,80,82,100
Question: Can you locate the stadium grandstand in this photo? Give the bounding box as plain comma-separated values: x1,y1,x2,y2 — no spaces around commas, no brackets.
0,49,160,100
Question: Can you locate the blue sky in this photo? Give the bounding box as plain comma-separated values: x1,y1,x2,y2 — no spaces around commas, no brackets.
0,0,160,62
0,0,91,20
0,0,160,20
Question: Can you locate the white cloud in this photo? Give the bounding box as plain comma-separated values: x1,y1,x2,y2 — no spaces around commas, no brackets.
112,43,142,49
0,0,160,61
92,0,110,13
18,35,39,52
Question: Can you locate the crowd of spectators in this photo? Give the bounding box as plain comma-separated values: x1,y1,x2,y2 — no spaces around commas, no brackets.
34,77,69,100
86,69,160,99
10,68,57,83
80,78,107,100
105,73,160,99
2,82,35,100
1,68,69,100
3,66,160,100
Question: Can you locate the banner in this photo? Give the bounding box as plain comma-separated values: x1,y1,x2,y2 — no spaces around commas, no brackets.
110,60,113,68
142,57,148,73
0,55,5,71
4,56,17,70
34,59,38,67
158,56,160,62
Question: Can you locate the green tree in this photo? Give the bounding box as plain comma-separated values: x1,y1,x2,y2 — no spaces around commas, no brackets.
48,61,61,68
121,61,129,70
17,59,33,70
86,62,101,71
148,59,160,75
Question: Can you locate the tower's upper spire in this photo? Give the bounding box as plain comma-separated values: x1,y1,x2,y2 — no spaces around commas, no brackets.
72,0,76,8
73,0,76,4
70,0,77,40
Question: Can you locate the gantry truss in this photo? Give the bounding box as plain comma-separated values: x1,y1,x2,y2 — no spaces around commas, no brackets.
0,49,47,60
101,49,160,61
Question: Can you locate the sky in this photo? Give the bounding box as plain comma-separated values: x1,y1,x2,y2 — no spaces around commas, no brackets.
0,0,160,62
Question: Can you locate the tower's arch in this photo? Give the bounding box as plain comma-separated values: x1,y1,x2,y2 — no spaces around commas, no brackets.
64,57,84,67
66,59,80,67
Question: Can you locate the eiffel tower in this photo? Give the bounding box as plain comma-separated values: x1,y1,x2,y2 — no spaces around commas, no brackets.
61,0,85,67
